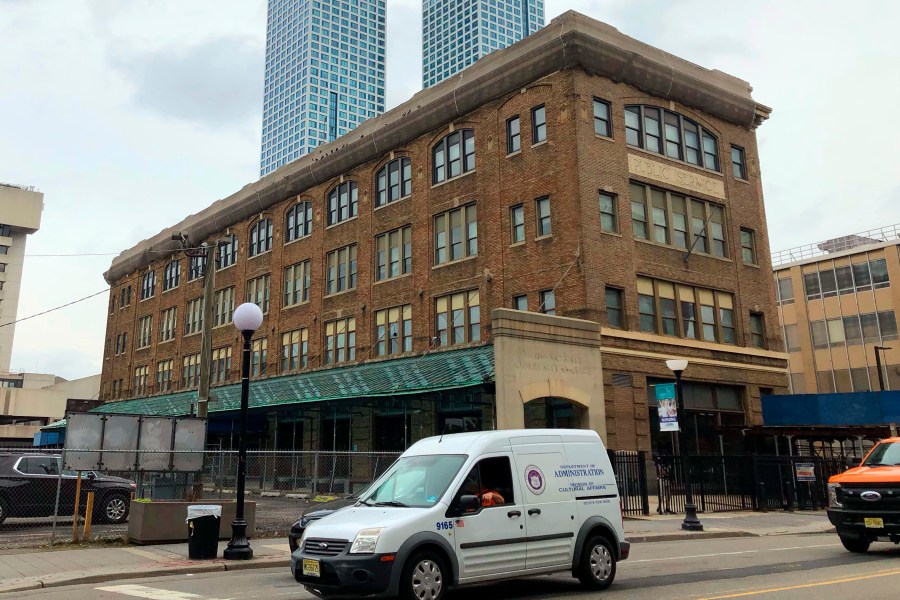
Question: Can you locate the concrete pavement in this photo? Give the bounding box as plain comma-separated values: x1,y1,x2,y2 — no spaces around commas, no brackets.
0,511,835,594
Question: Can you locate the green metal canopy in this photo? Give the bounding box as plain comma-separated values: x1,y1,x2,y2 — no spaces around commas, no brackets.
93,345,495,417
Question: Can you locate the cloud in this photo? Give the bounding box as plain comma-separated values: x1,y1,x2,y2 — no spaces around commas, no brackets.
112,35,264,127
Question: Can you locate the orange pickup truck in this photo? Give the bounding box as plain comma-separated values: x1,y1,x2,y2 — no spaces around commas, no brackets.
828,437,900,553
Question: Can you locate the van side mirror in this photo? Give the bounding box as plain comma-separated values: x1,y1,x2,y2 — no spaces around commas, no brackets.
458,495,480,513
845,456,861,469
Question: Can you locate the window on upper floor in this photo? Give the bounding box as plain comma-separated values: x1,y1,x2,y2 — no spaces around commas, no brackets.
510,204,524,244
217,235,238,269
134,366,149,396
513,294,528,311
328,181,358,225
749,312,766,348
376,158,411,206
251,338,267,377
731,146,747,180
740,228,757,265
184,298,204,336
326,244,357,295
432,129,475,184
188,255,207,281
531,105,546,144
605,287,623,329
535,196,551,237
625,105,719,171
375,304,413,356
163,260,180,291
286,201,313,242
325,317,356,365
630,182,728,258
506,116,521,154
281,328,309,373
593,98,612,137
803,258,890,300
213,287,235,327
284,260,311,307
249,219,273,257
156,359,174,392
637,277,735,344
776,277,794,304
376,226,411,281
137,316,152,349
120,285,131,308
141,271,156,300
114,332,127,355
160,307,177,342
182,353,199,389
599,192,618,233
211,346,231,384
435,289,480,347
247,274,271,314
539,289,555,315
435,204,477,264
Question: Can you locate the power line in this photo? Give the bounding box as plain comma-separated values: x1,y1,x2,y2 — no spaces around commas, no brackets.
0,288,110,328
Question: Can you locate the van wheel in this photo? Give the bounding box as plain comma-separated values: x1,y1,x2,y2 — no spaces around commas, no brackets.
400,550,447,600
578,535,616,590
839,534,870,553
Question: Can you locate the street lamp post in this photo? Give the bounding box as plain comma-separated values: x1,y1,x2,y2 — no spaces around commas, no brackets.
874,346,892,392
665,358,703,532
223,302,264,560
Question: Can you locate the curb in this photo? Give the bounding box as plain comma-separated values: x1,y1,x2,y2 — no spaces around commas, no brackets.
0,558,289,594
628,531,756,543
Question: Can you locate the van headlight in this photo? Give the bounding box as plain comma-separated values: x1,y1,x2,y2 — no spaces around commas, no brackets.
350,528,384,554
828,483,842,508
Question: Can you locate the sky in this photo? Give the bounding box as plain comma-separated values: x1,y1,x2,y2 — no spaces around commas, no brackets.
1,0,899,380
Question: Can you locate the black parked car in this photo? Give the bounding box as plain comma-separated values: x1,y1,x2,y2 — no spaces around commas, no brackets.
0,453,136,525
288,495,358,552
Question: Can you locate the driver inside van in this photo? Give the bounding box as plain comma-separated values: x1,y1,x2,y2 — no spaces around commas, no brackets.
460,468,505,510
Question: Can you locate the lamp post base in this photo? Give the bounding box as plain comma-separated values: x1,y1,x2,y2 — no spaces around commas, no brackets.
681,502,704,531
223,519,253,560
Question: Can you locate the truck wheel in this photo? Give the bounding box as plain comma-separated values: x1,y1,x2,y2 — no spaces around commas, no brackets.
578,535,617,590
839,534,870,553
400,550,447,600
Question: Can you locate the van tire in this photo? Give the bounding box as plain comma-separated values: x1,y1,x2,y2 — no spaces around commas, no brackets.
577,535,616,590
839,534,870,553
400,550,447,600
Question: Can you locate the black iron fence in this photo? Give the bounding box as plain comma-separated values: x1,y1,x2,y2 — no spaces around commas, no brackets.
608,450,650,516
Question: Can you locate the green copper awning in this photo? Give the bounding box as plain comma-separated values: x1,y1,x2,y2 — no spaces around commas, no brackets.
94,345,495,417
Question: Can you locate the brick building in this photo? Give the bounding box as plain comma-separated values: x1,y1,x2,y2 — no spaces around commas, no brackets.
99,11,788,456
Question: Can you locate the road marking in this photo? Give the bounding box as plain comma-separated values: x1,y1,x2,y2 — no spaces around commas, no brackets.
95,584,232,599
699,568,900,598
628,543,839,563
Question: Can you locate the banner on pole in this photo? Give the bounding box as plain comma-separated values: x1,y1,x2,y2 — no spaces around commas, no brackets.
655,383,679,432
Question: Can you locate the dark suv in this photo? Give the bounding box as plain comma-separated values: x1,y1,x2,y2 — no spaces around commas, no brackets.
0,453,136,524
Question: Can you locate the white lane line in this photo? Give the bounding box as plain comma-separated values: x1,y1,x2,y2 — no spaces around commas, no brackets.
96,584,233,600
628,543,840,563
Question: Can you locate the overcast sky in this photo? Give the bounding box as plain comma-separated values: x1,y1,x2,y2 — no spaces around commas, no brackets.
2,0,899,380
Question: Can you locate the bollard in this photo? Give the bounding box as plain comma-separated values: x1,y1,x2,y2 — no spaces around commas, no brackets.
785,480,796,512
83,491,95,541
72,472,82,543
758,482,768,513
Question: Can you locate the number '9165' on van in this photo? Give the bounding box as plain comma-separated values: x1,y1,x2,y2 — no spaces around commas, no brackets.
290,429,629,600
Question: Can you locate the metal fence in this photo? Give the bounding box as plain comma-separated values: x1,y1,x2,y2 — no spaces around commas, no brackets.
608,450,650,516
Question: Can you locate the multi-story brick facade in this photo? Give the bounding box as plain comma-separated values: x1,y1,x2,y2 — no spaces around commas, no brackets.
100,11,788,455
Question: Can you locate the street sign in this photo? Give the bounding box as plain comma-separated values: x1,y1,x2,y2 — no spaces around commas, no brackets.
795,463,816,482
655,383,679,432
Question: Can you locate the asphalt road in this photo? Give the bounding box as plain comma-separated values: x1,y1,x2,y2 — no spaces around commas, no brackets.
12,533,900,599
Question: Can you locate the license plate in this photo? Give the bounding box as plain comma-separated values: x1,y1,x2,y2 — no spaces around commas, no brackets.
864,518,884,529
302,559,320,577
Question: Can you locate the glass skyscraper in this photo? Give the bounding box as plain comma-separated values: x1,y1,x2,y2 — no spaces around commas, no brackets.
422,0,544,88
260,0,387,177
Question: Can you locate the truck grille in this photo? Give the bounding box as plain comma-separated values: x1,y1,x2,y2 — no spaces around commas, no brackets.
839,485,900,511
303,538,349,556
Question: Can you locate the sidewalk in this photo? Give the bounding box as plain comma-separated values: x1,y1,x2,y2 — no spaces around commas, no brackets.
0,512,836,594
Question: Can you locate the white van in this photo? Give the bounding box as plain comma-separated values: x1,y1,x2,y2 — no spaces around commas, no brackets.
291,429,629,599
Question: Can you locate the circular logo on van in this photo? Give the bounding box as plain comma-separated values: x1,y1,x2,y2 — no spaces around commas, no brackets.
525,465,545,495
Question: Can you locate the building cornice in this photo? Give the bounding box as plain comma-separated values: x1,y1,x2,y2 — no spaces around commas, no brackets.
105,10,770,284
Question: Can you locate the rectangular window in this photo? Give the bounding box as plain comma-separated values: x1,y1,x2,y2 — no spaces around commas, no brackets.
637,277,735,344
708,204,727,257
605,287,623,328
861,313,880,343
731,146,747,179
184,298,204,335
249,219,273,256
631,182,726,256
160,307,177,342
593,98,611,137
827,318,846,346
749,313,765,348
740,228,757,265
141,271,156,300
134,366,149,396
599,192,617,233
156,359,173,392
810,320,829,349
375,226,412,281
531,104,546,143
435,290,480,347
535,197,551,237
803,272,821,299
217,235,238,269
284,260,311,307
539,289,556,315
181,353,199,389
785,323,801,352
625,106,642,146
506,115,520,154
777,277,794,304
510,204,525,244
879,310,898,341
852,262,872,291
114,332,127,355
637,278,656,333
163,260,181,291
434,204,477,264
819,269,837,297
137,316,152,349
247,274,271,314
513,295,528,311
188,255,207,281
630,183,648,239
210,346,232,384
375,304,413,356
281,328,308,372
326,244,357,294
120,285,132,308
328,182,358,225
251,338,267,377
871,258,890,288
325,317,356,364
213,287,235,327
835,266,854,294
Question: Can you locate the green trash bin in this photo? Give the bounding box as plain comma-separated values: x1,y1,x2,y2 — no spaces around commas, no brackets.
187,505,222,559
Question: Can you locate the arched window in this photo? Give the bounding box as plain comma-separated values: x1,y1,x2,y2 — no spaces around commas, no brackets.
286,201,313,242
249,219,273,257
327,182,358,226
624,105,719,172
375,157,412,206
432,129,475,184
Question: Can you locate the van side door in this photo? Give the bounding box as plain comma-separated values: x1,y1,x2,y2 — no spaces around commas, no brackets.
447,455,526,582
512,444,577,571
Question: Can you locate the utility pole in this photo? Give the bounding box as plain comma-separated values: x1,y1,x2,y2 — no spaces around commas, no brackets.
875,346,892,392
197,243,217,418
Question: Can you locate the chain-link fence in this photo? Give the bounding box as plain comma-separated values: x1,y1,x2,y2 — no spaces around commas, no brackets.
0,448,400,549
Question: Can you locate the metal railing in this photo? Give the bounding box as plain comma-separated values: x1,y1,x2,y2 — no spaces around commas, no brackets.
772,223,900,267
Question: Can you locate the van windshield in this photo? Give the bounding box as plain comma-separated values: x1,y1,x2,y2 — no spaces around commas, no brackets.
359,454,466,508
863,442,900,467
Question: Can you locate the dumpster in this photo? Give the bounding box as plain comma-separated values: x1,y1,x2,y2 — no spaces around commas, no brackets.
187,505,222,559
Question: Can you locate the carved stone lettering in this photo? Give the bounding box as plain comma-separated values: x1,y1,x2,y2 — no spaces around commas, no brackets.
627,154,726,199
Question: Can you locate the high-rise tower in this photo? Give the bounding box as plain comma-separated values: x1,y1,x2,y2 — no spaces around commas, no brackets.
422,0,544,88
260,0,387,177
